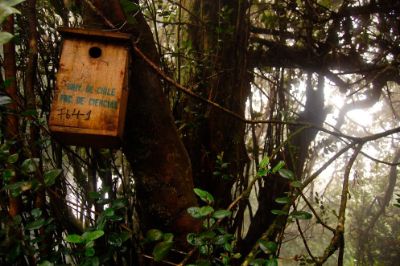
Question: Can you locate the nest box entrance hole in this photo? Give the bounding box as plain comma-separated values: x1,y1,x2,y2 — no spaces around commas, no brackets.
89,46,102,58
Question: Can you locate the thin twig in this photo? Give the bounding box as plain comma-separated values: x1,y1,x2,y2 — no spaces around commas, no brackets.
317,144,363,265
83,0,116,29
294,212,317,263
298,191,335,232
142,254,178,266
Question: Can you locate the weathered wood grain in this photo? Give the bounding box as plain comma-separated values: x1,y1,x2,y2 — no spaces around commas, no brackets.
49,29,130,147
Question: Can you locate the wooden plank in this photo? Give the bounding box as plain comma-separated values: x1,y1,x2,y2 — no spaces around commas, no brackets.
49,37,130,147
58,27,132,43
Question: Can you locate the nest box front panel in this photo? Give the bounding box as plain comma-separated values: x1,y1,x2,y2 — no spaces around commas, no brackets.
49,38,129,145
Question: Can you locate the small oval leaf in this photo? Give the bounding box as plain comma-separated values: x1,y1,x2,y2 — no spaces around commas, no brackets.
21,158,39,174
26,218,46,230
275,197,290,204
146,229,163,242
153,241,173,262
7,153,18,164
199,206,214,217
290,210,312,220
259,240,278,254
278,169,294,180
104,207,115,217
194,188,214,204
82,230,104,241
259,156,270,168
85,247,95,257
187,207,202,219
271,209,287,216
65,234,84,244
272,161,285,173
44,169,62,187
290,180,302,188
212,209,232,219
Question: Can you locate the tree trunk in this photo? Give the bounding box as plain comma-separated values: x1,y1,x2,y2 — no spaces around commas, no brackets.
179,0,251,209
3,15,21,218
83,1,200,245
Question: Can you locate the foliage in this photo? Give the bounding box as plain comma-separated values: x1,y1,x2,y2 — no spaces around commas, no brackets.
187,188,238,266
0,0,24,44
1,0,400,265
145,229,174,262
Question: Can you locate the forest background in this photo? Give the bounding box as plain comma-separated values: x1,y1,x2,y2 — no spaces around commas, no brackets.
1,0,400,265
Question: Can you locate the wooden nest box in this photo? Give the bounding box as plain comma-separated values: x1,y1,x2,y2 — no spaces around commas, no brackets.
49,27,132,148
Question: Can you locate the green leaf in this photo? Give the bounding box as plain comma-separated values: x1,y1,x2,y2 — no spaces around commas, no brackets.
25,218,46,230
272,161,285,173
112,198,127,209
21,158,39,174
85,240,94,248
214,234,233,245
0,32,13,45
88,191,101,199
108,233,123,247
83,256,99,266
257,168,268,176
163,233,174,243
44,169,62,187
152,241,173,262
203,217,216,229
233,253,242,259
199,206,214,217
259,240,278,254
199,231,216,241
275,197,290,204
120,231,131,242
85,247,95,257
250,258,267,266
278,168,294,180
266,258,278,266
82,230,104,242
0,95,12,105
6,181,32,195
0,0,24,23
259,156,270,168
2,169,15,181
31,208,42,218
290,180,302,188
271,209,287,216
146,229,163,242
7,153,18,164
65,234,84,244
187,233,201,246
104,207,115,217
290,210,312,220
187,206,214,219
213,171,221,176
194,188,214,204
224,242,233,252
38,261,54,266
2,0,25,7
120,0,140,13
187,206,203,219
109,214,123,222
20,109,38,116
319,0,332,9
188,206,214,219
212,209,232,219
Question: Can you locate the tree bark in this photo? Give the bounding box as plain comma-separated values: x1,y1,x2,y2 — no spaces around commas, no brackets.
3,15,21,218
179,0,251,209
82,0,200,244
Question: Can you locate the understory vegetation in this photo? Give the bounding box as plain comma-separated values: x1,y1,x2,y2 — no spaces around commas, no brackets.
1,0,400,265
